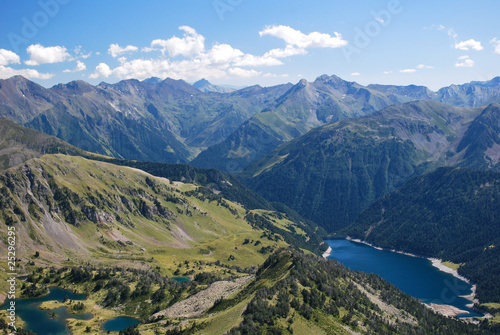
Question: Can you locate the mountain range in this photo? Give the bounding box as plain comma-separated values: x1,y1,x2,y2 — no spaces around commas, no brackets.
2,74,500,233
193,75,500,172
0,75,292,164
193,78,236,93
2,74,500,333
2,75,500,174
239,101,500,231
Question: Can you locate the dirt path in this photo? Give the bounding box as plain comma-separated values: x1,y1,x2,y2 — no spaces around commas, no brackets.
152,275,254,319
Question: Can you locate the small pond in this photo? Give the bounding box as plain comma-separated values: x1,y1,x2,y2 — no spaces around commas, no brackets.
102,316,141,332
171,276,190,283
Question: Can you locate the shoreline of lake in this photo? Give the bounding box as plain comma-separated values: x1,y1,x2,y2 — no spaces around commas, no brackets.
345,237,474,292
322,246,332,258
331,237,485,319
428,258,478,305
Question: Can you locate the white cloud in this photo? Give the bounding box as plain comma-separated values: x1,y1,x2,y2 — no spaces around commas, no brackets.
375,17,384,24
0,65,53,79
491,38,500,56
88,25,345,82
383,71,393,74
437,25,445,31
259,25,348,49
74,46,92,59
150,26,205,57
75,61,86,72
447,28,458,39
108,44,139,58
89,63,113,79
25,44,72,66
351,72,360,76
416,64,434,69
112,58,170,80
263,73,289,78
0,49,21,66
64,61,86,73
228,67,261,78
141,46,156,53
203,44,244,65
454,39,483,51
399,69,416,73
110,57,227,81
455,55,475,68
264,45,307,58
234,54,283,67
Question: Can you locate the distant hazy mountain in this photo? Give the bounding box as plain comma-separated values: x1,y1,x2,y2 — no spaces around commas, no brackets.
193,75,500,172
239,101,500,231
436,76,500,107
366,83,435,101
192,75,427,171
342,167,500,303
2,75,500,171
0,76,292,164
193,78,236,93
142,76,162,84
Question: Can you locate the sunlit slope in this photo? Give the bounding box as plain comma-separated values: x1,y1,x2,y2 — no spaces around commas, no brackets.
0,154,322,276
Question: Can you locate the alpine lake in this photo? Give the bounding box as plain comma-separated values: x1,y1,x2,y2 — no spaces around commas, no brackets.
325,239,481,318
0,287,140,334
2,242,482,334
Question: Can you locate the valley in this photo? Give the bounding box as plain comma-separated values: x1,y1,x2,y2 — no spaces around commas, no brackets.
2,1,500,333
0,74,500,334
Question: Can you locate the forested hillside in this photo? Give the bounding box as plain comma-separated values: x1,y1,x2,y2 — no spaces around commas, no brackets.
240,101,489,231
342,167,500,303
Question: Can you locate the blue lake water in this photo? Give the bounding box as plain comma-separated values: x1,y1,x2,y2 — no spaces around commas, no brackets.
171,276,190,283
0,287,91,335
102,316,141,332
1,287,143,334
325,239,480,317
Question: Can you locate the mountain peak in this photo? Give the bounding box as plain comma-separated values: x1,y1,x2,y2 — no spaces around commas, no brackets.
142,77,162,84
5,75,29,83
314,74,347,84
297,78,308,87
51,80,94,94
193,78,211,88
478,76,500,87
192,78,235,93
1,75,43,89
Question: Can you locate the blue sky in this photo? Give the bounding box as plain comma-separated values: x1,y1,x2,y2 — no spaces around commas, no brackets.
0,0,499,90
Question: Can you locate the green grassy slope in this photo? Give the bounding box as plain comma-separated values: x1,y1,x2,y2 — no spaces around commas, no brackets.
0,117,87,169
0,154,324,275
